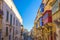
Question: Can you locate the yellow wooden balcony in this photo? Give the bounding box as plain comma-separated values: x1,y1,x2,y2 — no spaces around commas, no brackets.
49,0,56,6
44,5,52,11
43,0,56,6
52,10,60,21
44,0,56,12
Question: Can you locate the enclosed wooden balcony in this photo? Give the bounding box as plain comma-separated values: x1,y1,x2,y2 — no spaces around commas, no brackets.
52,10,60,25
49,0,56,6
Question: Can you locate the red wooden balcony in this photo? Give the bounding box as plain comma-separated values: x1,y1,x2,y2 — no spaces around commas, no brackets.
43,10,52,25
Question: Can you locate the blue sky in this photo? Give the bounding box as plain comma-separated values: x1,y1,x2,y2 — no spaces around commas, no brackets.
13,0,42,31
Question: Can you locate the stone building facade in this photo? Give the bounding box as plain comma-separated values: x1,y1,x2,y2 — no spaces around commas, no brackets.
0,0,23,40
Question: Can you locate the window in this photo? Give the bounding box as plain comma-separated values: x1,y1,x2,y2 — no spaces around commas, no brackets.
13,17,15,25
6,11,9,22
36,24,38,28
0,32,1,40
18,23,20,27
16,20,17,26
40,17,43,26
0,1,2,10
43,13,48,20
40,3,44,13
9,35,11,40
16,30,18,34
16,20,18,26
19,23,21,26
6,27,8,36
18,22,19,27
52,0,59,14
10,14,12,26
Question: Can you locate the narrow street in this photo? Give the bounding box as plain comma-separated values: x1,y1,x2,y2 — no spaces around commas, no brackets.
0,0,60,40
